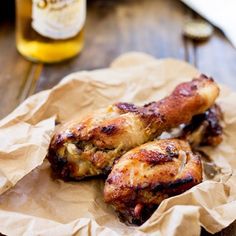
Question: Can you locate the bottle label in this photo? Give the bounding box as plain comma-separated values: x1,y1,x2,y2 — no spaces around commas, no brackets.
32,0,86,40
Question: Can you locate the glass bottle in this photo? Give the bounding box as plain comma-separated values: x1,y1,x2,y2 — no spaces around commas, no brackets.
15,0,86,63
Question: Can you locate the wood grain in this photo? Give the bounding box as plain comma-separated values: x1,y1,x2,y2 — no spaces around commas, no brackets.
195,29,236,90
0,20,32,118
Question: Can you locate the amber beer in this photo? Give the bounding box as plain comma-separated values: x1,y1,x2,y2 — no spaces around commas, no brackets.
15,0,86,63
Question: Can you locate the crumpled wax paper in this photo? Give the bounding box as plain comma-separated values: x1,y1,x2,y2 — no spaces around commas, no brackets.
0,52,236,236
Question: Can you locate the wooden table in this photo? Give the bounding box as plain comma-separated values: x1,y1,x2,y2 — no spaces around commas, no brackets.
1,0,236,235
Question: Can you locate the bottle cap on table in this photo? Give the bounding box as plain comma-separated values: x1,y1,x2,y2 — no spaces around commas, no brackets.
183,20,213,40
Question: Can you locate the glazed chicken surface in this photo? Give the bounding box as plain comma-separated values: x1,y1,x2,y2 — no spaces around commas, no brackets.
181,104,223,147
104,139,202,225
47,74,219,180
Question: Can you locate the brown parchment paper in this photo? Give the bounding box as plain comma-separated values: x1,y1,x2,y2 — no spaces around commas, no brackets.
1,52,236,236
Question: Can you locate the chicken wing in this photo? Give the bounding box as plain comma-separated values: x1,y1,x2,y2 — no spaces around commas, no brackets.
104,139,202,225
47,74,219,180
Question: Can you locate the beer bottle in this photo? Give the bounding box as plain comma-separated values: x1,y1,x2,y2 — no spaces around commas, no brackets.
15,0,86,63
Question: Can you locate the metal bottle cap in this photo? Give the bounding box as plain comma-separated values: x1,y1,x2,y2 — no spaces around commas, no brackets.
183,20,213,40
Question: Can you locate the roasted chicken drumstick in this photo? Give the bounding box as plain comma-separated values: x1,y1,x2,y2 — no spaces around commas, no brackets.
103,104,223,225
47,75,219,180
104,139,202,225
181,104,223,147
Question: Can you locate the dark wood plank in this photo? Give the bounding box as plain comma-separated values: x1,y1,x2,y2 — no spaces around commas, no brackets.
18,64,43,103
35,0,193,91
0,0,42,119
0,20,33,119
195,29,236,90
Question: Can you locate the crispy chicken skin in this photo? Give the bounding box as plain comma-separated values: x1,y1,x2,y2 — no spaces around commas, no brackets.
47,74,219,180
181,104,223,147
104,139,202,225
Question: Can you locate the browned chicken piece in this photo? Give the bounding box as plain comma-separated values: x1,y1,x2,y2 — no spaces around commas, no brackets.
104,139,202,225
47,74,219,180
181,104,223,148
